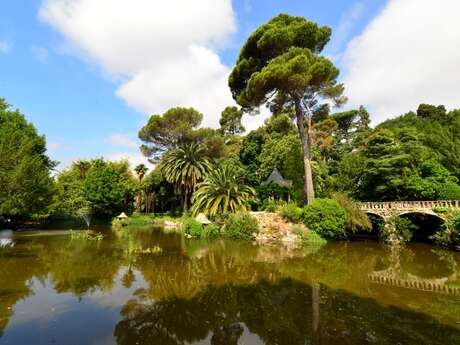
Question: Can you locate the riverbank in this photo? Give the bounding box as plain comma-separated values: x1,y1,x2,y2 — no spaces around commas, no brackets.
112,211,326,248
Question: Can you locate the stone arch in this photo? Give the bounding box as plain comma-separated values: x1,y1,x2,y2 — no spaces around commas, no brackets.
365,211,387,220
396,212,444,243
357,212,386,239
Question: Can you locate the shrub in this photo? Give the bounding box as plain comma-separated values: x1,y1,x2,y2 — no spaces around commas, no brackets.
332,193,372,234
182,218,204,237
202,224,221,238
292,226,327,245
223,212,259,240
263,199,283,212
302,199,347,239
394,217,417,242
431,210,460,248
278,202,303,223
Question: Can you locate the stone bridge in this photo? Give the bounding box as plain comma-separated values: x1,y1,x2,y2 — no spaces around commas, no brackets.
360,200,460,243
360,200,460,220
368,269,459,295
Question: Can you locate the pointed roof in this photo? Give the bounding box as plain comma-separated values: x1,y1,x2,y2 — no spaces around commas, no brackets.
196,213,211,225
117,212,128,219
261,168,293,188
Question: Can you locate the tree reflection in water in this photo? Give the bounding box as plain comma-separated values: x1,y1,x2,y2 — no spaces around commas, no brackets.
114,278,460,345
0,228,460,344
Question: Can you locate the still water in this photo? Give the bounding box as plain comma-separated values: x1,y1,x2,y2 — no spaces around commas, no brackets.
0,226,460,345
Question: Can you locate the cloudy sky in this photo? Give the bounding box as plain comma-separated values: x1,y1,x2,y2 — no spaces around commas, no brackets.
1,0,458,171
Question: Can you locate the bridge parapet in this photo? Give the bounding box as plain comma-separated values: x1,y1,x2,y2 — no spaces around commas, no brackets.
361,200,460,211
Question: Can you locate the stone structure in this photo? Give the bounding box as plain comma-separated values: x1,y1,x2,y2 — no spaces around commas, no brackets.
368,270,459,295
361,200,460,219
360,200,460,243
261,168,293,188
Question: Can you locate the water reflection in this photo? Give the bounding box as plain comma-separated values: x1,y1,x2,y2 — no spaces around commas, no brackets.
0,228,459,344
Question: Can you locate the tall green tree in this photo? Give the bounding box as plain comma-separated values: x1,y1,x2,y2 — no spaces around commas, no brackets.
229,14,346,204
83,159,132,217
219,106,245,135
139,107,203,162
0,99,55,218
161,143,212,213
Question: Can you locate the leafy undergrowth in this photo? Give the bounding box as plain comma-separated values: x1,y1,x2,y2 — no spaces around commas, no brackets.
292,226,327,245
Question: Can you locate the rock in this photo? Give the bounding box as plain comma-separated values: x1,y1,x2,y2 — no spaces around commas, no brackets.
164,221,181,229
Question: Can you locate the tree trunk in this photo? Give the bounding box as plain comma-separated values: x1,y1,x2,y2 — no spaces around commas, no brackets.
295,100,315,205
183,189,188,214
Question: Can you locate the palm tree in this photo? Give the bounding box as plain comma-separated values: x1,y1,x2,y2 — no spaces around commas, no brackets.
191,165,256,218
134,164,148,181
134,164,148,211
161,143,211,213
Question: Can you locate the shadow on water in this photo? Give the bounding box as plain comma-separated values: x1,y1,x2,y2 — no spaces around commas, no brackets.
0,226,459,344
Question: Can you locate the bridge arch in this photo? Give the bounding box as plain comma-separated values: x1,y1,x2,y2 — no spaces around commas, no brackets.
397,212,444,243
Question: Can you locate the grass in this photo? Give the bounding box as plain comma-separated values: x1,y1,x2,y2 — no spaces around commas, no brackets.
112,213,183,227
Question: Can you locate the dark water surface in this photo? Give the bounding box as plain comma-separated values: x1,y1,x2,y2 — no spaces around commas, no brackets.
1,226,460,345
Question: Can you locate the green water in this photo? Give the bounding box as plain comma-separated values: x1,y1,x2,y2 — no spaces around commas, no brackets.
0,226,460,345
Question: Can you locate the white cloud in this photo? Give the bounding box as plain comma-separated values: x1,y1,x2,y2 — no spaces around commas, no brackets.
108,133,137,149
327,2,365,58
31,45,49,62
342,0,460,124
0,40,12,54
39,0,236,127
242,106,271,133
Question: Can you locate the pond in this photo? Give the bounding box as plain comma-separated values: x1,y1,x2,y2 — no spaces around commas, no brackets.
0,226,460,345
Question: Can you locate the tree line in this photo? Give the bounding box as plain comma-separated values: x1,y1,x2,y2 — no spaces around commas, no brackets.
1,14,460,226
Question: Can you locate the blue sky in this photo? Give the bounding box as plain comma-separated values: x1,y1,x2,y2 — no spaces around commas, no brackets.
1,0,458,171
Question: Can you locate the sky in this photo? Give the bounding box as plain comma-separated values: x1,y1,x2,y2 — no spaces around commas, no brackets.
1,0,459,172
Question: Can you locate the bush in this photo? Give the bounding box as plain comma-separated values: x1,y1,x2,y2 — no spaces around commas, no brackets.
292,226,327,245
223,212,259,240
302,199,347,239
202,224,221,238
182,218,204,237
431,210,460,248
263,199,283,212
278,202,303,223
332,193,372,234
394,217,417,242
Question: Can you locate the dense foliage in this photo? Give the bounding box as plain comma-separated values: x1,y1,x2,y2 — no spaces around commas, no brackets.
223,212,259,240
302,199,347,239
3,13,460,250
229,14,346,204
0,99,55,219
334,105,460,201
191,165,256,218
161,143,211,213
53,159,136,220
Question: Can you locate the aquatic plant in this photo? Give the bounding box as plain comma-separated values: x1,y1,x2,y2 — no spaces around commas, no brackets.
69,230,104,241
